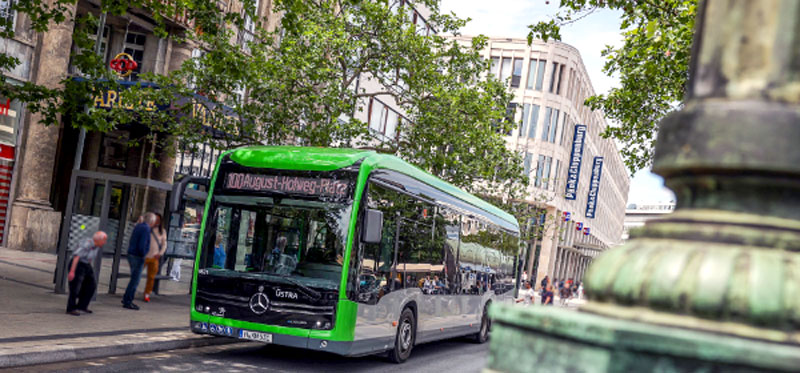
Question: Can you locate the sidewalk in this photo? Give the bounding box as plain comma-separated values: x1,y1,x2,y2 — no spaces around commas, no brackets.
0,247,235,368
522,291,587,309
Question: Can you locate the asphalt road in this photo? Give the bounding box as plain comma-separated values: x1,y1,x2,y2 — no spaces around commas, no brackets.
12,336,490,373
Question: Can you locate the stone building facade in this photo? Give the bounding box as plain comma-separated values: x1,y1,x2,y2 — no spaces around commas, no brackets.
1,0,282,253
456,36,631,288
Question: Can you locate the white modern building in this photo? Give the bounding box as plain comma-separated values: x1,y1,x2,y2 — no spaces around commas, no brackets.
622,202,675,241
457,36,631,288
352,1,434,143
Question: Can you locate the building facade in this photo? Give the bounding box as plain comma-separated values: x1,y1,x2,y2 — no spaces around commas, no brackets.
1,0,283,256
460,36,631,288
622,202,675,241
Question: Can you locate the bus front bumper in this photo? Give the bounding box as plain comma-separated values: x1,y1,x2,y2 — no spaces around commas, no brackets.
191,321,382,356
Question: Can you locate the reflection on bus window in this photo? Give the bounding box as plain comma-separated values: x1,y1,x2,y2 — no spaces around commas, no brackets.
203,194,351,291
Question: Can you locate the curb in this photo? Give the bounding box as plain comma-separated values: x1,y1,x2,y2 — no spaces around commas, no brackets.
0,334,237,369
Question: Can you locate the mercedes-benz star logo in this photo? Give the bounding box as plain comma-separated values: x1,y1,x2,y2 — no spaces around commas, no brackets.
249,292,270,315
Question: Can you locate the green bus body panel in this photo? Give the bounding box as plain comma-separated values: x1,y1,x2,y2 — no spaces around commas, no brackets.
229,146,518,229
228,146,372,171
192,146,520,343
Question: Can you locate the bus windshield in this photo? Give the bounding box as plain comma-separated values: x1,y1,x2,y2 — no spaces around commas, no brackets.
201,194,351,291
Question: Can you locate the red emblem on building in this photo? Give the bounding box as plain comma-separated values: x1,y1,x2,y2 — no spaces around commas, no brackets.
109,52,138,77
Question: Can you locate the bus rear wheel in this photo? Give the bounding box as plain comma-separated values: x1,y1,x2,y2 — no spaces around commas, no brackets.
474,303,491,344
388,308,415,364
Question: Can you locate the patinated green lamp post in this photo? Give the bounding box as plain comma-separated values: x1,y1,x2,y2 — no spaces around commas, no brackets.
486,1,800,371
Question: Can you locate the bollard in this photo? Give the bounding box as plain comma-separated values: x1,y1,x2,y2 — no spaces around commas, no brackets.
486,1,800,371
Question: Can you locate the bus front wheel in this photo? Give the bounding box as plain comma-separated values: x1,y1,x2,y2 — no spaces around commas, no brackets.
474,303,491,344
388,308,415,363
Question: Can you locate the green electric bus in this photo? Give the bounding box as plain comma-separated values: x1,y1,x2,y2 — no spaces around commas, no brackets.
190,146,521,363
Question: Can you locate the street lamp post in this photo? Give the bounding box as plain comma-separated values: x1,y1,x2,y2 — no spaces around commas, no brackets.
486,1,800,371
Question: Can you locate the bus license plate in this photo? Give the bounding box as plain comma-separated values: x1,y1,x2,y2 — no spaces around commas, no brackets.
239,330,272,343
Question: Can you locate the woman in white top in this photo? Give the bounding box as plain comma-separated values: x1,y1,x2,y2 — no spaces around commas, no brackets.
144,213,167,302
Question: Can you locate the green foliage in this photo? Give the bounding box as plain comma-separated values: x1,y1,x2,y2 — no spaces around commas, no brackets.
529,0,696,172
0,0,527,195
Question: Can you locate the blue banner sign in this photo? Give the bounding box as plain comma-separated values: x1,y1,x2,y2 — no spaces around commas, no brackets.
585,156,604,218
565,124,587,200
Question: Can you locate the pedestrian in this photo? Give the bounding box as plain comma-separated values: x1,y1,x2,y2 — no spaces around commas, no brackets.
577,282,584,300
560,283,571,306
521,270,528,284
516,281,536,306
122,212,157,310
540,275,549,291
542,284,554,306
214,233,227,268
143,212,167,303
66,231,107,316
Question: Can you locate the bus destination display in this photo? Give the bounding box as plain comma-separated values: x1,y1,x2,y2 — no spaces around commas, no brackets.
224,172,350,198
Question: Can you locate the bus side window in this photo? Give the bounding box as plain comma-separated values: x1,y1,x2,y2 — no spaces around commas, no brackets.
353,181,400,305
460,216,477,295
435,206,459,295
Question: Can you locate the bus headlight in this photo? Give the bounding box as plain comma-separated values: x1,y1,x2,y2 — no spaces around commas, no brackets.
196,304,204,312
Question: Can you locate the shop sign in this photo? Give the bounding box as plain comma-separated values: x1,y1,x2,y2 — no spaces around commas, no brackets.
585,157,604,218
109,53,138,77
93,88,164,112
583,227,590,236
563,211,571,222
0,143,14,161
576,222,583,231
191,102,240,136
0,97,21,147
565,124,587,200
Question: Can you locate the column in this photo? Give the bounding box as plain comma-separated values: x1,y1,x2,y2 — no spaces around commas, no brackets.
7,1,78,252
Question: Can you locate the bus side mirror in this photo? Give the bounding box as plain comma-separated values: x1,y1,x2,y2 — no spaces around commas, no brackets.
362,209,383,244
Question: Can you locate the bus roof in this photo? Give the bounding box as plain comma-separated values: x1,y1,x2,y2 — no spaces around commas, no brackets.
227,146,520,231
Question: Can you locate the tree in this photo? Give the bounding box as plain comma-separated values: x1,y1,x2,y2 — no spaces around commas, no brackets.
529,0,697,172
0,0,526,192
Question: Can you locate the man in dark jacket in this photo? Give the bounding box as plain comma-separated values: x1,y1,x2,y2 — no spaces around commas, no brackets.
122,212,156,310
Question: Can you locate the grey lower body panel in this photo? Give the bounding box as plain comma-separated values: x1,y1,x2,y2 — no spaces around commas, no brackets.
191,320,392,357
416,325,478,344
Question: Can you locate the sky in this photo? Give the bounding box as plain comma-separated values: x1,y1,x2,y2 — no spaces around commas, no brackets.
439,0,676,205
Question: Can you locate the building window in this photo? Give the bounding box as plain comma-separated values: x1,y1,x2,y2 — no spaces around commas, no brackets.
541,107,552,141
69,25,110,76
534,155,545,188
555,64,565,95
98,130,130,170
402,1,435,36
559,115,569,145
233,85,246,104
520,103,530,136
368,97,402,140
500,57,512,83
526,59,537,90
523,152,532,176
510,58,523,88
535,60,547,91
504,103,517,135
123,32,147,81
542,156,552,189
491,57,500,78
549,62,559,93
527,104,540,138
188,48,205,90
548,109,559,142
238,0,259,53
553,159,561,191
0,0,15,31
